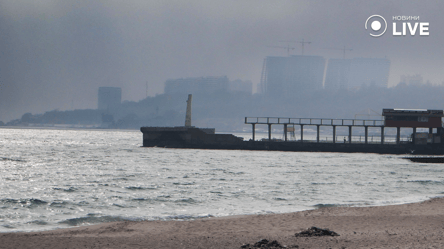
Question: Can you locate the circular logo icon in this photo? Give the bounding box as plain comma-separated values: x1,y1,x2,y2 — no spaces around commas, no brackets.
365,15,387,37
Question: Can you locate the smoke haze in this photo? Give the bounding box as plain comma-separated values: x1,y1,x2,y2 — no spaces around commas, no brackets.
1,0,444,121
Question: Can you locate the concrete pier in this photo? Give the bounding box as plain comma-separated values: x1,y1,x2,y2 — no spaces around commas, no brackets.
268,124,272,141
316,125,320,143
301,125,304,142
348,126,352,144
245,115,444,146
284,124,288,141
333,126,336,144
381,127,384,144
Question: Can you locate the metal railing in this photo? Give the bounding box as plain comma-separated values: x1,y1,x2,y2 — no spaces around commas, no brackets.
245,117,384,127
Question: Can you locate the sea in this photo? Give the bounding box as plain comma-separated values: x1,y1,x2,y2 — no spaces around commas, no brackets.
1,128,443,232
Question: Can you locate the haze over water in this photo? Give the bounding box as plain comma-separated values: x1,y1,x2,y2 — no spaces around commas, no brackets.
1,128,443,232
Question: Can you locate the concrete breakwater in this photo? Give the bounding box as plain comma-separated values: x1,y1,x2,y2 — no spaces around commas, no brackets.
140,126,444,155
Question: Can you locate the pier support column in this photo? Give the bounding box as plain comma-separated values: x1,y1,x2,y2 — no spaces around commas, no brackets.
396,127,401,144
365,126,368,144
317,125,320,143
348,126,352,144
268,124,272,141
381,127,385,144
413,127,416,144
252,124,256,141
429,127,433,134
284,124,288,142
333,126,336,144
300,125,304,142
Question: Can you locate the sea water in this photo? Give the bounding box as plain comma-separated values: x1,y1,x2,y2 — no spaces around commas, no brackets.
1,128,443,232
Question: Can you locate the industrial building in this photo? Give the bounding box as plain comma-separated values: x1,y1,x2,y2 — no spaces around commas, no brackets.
325,58,391,90
382,109,443,144
259,55,325,98
98,87,122,111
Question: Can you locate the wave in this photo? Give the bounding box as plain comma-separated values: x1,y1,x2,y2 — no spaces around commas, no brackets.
125,186,159,190
173,182,195,185
313,203,351,209
26,220,48,225
407,180,444,185
1,198,48,206
59,213,216,227
273,197,287,201
0,198,78,209
53,187,78,192
1,157,25,162
58,215,140,226
155,214,215,221
311,182,335,185
131,196,198,204
174,198,197,203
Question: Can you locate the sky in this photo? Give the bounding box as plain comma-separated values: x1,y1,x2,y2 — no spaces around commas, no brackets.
1,0,444,122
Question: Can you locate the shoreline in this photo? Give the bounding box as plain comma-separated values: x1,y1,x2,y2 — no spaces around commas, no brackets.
2,197,444,248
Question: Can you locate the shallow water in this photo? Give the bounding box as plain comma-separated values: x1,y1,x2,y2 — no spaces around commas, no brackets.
0,128,443,232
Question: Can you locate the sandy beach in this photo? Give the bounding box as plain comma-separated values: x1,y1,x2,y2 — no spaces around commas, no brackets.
1,197,444,249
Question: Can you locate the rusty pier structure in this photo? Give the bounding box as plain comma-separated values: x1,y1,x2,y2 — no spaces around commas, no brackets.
245,117,385,144
141,96,444,154
245,109,444,146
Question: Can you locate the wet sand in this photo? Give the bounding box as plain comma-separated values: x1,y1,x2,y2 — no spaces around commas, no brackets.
2,198,444,248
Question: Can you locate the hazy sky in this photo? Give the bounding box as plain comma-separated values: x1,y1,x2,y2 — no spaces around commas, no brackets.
1,0,444,121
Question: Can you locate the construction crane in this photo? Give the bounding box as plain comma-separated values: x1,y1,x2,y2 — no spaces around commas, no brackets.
279,39,312,55
325,46,353,59
266,45,296,56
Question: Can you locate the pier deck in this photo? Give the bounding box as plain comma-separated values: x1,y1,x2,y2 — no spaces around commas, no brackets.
245,117,400,145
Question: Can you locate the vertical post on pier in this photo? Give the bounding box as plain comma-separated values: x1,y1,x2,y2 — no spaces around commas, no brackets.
268,124,272,141
284,124,288,142
300,125,304,142
317,125,320,143
185,94,193,127
413,127,416,144
381,127,385,144
252,123,256,141
396,127,401,144
429,127,433,134
348,126,352,144
333,125,336,144
365,126,368,144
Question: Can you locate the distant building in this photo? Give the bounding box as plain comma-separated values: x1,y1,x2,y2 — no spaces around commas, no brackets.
164,76,230,95
229,79,253,94
260,55,325,98
98,87,122,110
324,59,351,90
325,58,391,90
400,74,423,86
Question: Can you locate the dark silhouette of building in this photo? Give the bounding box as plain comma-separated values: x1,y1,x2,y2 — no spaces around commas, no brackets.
260,55,325,98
